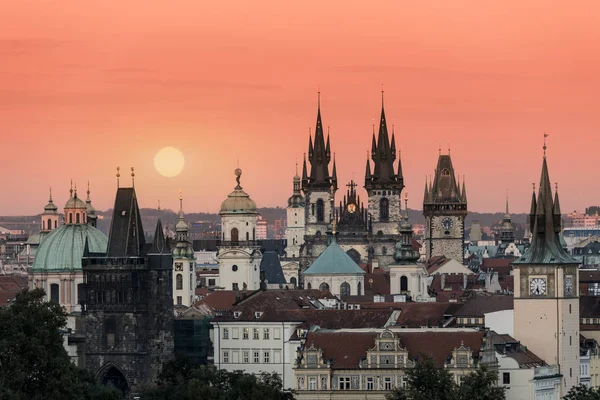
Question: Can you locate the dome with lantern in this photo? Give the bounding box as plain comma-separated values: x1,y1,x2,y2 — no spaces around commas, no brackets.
219,168,258,215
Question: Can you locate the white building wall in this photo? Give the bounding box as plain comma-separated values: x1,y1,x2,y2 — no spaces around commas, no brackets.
173,258,196,306
304,274,364,296
497,355,534,400
485,310,514,336
211,321,302,389
285,207,305,258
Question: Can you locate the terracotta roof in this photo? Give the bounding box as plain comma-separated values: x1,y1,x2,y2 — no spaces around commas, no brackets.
214,289,335,321
395,302,461,327
488,331,546,368
305,331,484,370
499,275,514,292
0,275,28,306
580,271,600,283
364,272,390,296
194,290,239,313
426,256,449,274
454,295,513,317
481,258,514,275
269,308,398,328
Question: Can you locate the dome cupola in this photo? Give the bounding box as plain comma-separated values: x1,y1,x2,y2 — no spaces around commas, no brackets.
219,168,258,215
64,181,88,225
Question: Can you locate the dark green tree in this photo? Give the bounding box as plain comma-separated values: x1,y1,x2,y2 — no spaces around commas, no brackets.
387,355,457,400
455,366,505,400
564,385,600,400
0,289,120,400
141,359,295,400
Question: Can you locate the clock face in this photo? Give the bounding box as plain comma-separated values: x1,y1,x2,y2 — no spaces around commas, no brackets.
441,217,454,230
174,262,183,271
565,275,573,296
530,278,547,296
347,203,357,214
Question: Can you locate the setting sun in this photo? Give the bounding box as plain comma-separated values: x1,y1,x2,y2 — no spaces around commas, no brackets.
154,147,185,178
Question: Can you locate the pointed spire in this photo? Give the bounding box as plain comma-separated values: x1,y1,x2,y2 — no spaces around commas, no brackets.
423,176,429,204
326,127,331,156
457,175,461,198
529,183,537,233
74,182,78,198
331,153,338,189
149,219,166,254
365,156,372,181
49,187,53,203
390,127,396,154
506,191,510,215
462,175,467,203
302,153,308,183
70,179,73,197
308,129,314,158
371,131,377,157
86,181,91,202
553,182,562,232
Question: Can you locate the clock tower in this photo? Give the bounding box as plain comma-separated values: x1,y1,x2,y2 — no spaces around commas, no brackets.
513,143,579,395
423,152,467,262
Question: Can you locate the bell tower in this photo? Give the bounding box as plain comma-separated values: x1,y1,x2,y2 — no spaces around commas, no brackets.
422,151,467,262
41,188,59,232
513,138,579,395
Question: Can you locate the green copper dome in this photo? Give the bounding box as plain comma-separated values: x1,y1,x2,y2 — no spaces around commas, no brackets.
32,224,108,272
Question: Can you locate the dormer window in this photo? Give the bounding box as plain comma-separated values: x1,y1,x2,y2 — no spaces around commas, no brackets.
233,311,241,319
255,311,263,319
121,210,127,216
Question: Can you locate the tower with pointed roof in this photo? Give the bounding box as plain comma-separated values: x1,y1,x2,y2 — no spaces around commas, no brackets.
301,92,337,239
284,166,306,259
42,188,59,232
173,190,196,307
512,140,579,395
364,91,404,237
218,168,262,291
423,152,468,262
81,171,174,394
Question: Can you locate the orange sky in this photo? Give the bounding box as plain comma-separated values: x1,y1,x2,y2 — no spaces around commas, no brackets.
1,1,599,216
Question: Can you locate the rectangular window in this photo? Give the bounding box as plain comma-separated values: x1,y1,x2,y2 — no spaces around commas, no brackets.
274,350,281,364
309,377,317,390
223,351,229,363
254,351,260,363
253,328,260,340
467,318,472,324
232,351,239,363
503,372,510,384
366,377,374,390
339,377,351,390
177,296,182,305
274,328,281,340
264,328,270,339
232,328,239,339
384,377,392,390
208,279,216,286
263,351,270,363
243,328,249,339
223,328,229,339
243,351,249,363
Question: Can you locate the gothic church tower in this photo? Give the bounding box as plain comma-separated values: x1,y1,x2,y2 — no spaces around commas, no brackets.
285,168,305,258
364,93,404,236
423,152,467,262
513,142,579,395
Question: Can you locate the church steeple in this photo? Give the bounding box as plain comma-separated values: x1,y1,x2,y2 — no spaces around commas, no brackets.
500,192,515,244
106,175,145,257
303,93,334,191
365,91,403,190
515,143,576,265
394,194,419,264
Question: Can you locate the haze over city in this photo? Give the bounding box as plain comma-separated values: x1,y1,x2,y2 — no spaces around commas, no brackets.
2,0,599,215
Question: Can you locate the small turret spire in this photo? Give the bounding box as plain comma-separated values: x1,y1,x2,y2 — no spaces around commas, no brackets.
70,179,73,197
543,132,548,158
423,176,429,203
179,188,183,213
131,167,135,187
506,190,509,215
116,166,120,188
49,187,53,202
86,181,91,202
331,153,338,189
462,175,467,203
74,182,78,198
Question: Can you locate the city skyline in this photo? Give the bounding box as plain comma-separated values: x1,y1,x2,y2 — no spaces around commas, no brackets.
2,1,599,215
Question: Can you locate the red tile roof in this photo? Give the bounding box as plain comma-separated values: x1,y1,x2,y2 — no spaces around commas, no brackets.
304,330,485,369
454,295,513,317
364,272,390,296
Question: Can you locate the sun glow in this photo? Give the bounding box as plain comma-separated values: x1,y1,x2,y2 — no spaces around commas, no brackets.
154,147,185,178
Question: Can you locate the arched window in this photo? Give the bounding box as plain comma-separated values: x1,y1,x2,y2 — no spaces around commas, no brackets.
319,282,330,291
290,277,297,287
246,232,249,241
231,228,239,244
69,213,73,224
253,228,255,240
54,220,57,229
76,213,80,224
316,199,325,222
48,218,52,230
441,168,450,176
400,276,408,292
307,282,312,290
50,283,59,302
176,274,183,290
380,198,389,222
340,282,351,297
357,282,362,296
190,274,193,290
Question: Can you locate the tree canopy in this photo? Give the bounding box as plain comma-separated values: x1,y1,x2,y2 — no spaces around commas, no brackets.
0,289,120,400
564,385,600,400
386,355,505,400
140,358,295,400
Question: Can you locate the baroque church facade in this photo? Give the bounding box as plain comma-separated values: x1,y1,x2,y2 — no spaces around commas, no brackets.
295,95,406,281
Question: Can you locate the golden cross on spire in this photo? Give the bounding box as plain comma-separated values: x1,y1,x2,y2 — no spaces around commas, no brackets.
179,188,183,212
